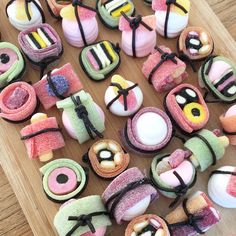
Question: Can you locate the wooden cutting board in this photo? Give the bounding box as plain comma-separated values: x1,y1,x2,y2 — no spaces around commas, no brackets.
0,0,236,235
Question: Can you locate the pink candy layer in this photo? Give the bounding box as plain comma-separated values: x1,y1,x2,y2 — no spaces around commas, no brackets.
166,84,209,133
81,227,107,236
87,50,99,71
0,82,37,121
227,167,236,197
20,117,65,159
152,0,169,11
48,167,77,195
74,6,96,20
33,63,83,110
142,46,187,92
102,167,158,224
126,107,172,151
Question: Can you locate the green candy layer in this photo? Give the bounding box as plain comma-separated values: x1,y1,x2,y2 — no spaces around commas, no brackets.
0,42,25,88
57,90,105,143
40,158,87,202
54,195,112,236
184,129,225,172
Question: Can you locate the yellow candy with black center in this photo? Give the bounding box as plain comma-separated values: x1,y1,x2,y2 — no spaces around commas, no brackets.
183,102,206,123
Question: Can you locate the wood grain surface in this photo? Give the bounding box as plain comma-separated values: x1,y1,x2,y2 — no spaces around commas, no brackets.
0,0,236,235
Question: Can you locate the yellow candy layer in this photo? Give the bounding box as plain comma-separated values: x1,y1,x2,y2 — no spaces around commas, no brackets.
111,3,132,17
104,41,117,61
171,0,190,16
31,32,47,49
60,5,77,20
15,0,32,20
183,102,206,123
111,75,129,95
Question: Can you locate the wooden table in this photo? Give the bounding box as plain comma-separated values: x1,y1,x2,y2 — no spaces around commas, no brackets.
0,0,236,235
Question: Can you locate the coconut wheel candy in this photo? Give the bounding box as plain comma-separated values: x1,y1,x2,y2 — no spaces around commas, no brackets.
40,158,88,203
83,139,130,179
102,167,158,224
119,107,173,155
165,191,221,236
208,166,236,208
0,82,39,123
0,42,26,89
104,74,143,116
142,46,188,93
152,0,190,38
150,149,197,208
178,26,214,71
164,83,209,134
5,0,45,31
46,0,72,19
60,0,98,48
96,0,135,29
18,23,63,78
183,129,229,172
198,55,236,103
56,90,105,144
219,104,236,145
33,63,83,110
79,40,121,82
54,195,112,236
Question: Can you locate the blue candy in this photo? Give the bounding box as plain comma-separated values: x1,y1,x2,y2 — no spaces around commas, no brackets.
45,75,69,97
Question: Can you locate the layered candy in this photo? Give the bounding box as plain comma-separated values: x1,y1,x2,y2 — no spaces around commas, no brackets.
150,149,197,208
0,82,38,123
33,63,83,110
165,191,220,236
198,55,236,103
219,104,236,145
184,129,229,172
54,195,112,236
125,214,170,236
18,23,63,78
105,75,143,116
46,0,71,19
120,107,173,155
142,46,188,92
119,13,156,57
0,42,25,89
80,40,121,81
102,167,158,224
5,0,45,31
97,0,135,29
178,27,214,63
152,0,190,38
40,158,88,202
60,1,98,47
56,90,105,144
83,139,130,179
164,84,209,134
208,166,236,208
20,113,65,161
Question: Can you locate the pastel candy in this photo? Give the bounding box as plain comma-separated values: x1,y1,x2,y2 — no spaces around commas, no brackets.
18,23,63,75
40,158,87,202
165,191,220,236
97,0,135,29
56,90,105,144
20,115,65,159
46,0,71,18
119,15,156,57
105,75,143,116
83,139,130,179
142,46,188,92
150,150,196,199
60,4,98,47
0,82,37,122
208,166,236,208
165,83,209,134
184,129,229,171
80,40,121,81
125,214,170,236
33,63,83,110
0,42,25,89
6,0,45,31
120,107,173,155
198,56,236,103
102,167,158,224
54,195,112,236
152,0,190,38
